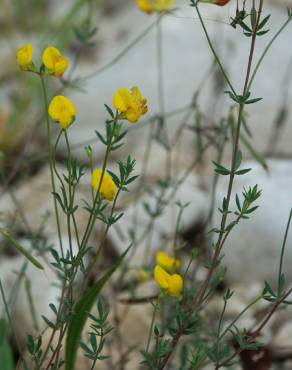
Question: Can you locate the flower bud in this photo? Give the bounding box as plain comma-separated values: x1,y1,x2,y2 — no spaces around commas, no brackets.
16,44,34,71
42,46,69,77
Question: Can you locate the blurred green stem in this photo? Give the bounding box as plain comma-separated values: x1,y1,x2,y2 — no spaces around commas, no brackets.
40,75,64,257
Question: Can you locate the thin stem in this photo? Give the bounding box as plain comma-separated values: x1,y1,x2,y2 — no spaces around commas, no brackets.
194,0,264,311
218,295,262,341
247,16,291,92
80,112,119,253
157,16,165,120
194,2,237,97
83,17,162,80
278,208,292,295
158,2,264,367
146,299,159,354
40,75,64,258
216,287,292,369
64,129,74,260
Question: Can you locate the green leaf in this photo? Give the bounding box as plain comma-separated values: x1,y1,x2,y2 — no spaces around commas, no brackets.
239,21,252,33
65,246,131,370
0,229,44,270
212,161,230,176
235,168,251,175
258,14,271,30
257,29,270,36
235,150,242,171
245,97,263,105
104,104,114,119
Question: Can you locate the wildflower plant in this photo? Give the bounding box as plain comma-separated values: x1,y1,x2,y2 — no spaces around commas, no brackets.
0,1,292,370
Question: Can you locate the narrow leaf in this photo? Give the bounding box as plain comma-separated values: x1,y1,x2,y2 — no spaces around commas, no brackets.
0,229,44,270
65,246,131,370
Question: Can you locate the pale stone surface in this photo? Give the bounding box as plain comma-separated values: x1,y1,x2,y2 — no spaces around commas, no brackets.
272,322,292,357
214,159,292,285
62,0,292,165
0,165,91,241
108,171,209,267
0,252,59,345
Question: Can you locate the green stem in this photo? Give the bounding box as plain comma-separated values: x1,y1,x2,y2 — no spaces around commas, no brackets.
247,16,291,92
83,16,162,80
146,299,160,354
40,75,64,258
64,129,74,260
278,208,292,295
78,112,119,273
218,295,262,341
194,2,237,97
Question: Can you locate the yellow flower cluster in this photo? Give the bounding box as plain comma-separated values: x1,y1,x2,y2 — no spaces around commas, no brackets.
48,96,76,129
154,251,183,297
91,169,117,201
16,44,68,78
136,0,174,14
113,87,148,123
42,46,69,77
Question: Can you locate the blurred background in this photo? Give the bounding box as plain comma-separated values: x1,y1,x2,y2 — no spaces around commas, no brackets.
1,1,292,369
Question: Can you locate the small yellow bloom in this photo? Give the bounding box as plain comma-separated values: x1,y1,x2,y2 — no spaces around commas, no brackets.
42,46,69,77
156,251,180,273
136,0,154,13
136,0,174,14
16,44,34,71
154,265,183,297
113,87,148,123
91,169,117,201
48,95,76,129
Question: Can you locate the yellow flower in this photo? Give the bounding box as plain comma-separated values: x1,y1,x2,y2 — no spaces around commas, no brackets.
91,169,117,201
48,95,76,129
42,46,69,77
113,87,148,123
136,0,173,14
154,265,183,297
16,44,34,71
156,251,180,273
136,0,154,13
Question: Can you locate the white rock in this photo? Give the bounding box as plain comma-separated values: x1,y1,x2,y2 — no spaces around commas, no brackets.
0,253,59,345
63,0,292,165
272,322,292,356
214,159,292,285
108,172,209,266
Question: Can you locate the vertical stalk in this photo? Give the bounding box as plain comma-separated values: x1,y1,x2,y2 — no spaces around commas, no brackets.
80,112,119,253
40,75,64,258
158,1,264,368
145,298,160,355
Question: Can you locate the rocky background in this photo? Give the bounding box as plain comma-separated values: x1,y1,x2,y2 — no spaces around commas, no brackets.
0,0,292,369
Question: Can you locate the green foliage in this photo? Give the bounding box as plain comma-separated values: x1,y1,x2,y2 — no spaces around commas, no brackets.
65,246,130,370
80,299,112,364
3,1,292,369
